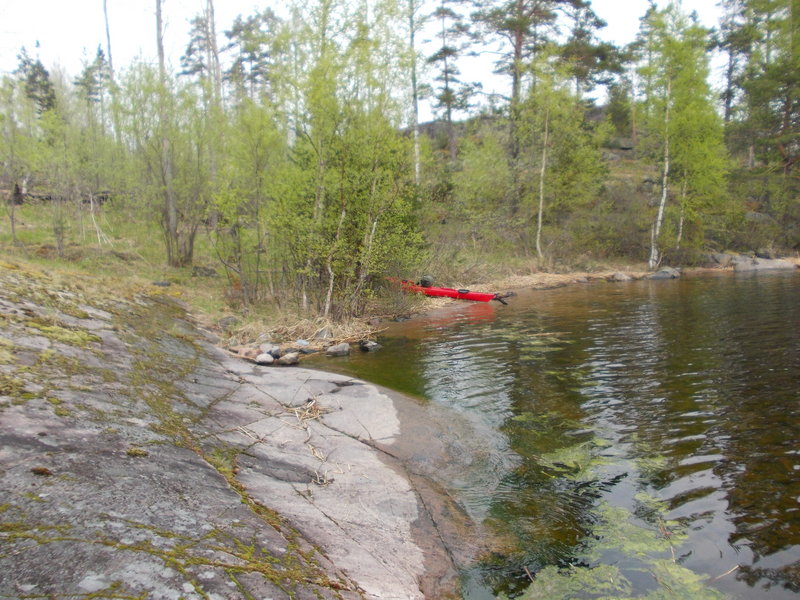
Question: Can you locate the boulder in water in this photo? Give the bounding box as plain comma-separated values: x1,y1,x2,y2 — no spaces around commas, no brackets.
326,342,351,357
649,267,680,280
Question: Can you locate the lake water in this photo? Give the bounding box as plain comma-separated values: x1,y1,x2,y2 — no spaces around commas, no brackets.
311,271,800,599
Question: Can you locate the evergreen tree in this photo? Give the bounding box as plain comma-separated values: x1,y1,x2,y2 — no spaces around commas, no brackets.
739,0,799,174
558,1,623,100
426,0,479,162
15,48,56,114
223,10,283,100
716,0,753,124
472,0,580,213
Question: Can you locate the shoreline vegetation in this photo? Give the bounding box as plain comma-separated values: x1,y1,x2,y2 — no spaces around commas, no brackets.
3,244,796,363
2,0,799,335
220,254,800,358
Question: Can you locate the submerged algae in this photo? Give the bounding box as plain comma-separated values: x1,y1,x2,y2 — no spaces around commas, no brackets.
491,435,727,600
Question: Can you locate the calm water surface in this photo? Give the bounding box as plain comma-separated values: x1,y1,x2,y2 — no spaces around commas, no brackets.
313,271,800,598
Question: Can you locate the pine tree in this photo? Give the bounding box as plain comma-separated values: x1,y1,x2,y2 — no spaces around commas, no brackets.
15,48,56,114
426,0,479,163
472,0,578,213
558,1,623,100
223,10,282,100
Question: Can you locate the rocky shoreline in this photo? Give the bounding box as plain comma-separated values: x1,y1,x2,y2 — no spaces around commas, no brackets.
0,260,469,599
222,253,799,366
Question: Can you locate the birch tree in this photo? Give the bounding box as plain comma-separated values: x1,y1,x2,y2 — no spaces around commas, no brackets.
519,53,607,260
638,4,728,269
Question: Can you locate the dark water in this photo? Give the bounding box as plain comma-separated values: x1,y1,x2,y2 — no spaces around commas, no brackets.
312,271,800,599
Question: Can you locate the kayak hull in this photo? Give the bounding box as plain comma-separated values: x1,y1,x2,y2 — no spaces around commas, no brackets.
400,281,497,302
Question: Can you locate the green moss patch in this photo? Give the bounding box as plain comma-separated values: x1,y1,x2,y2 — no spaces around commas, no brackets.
28,320,101,346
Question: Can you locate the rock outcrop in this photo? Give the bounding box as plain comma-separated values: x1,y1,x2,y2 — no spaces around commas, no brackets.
0,261,461,600
732,255,798,272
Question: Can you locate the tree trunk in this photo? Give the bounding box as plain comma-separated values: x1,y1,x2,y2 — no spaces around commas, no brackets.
103,0,114,78
649,80,671,271
352,170,386,314
508,0,525,214
535,108,549,260
156,0,180,267
8,184,22,245
676,178,687,249
205,0,222,104
323,205,347,319
156,0,166,80
723,47,735,123
409,0,420,184
439,13,457,164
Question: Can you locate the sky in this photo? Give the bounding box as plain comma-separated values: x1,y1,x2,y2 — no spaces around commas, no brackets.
0,0,724,114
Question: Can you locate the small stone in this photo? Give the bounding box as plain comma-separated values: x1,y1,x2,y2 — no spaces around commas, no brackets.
326,343,351,357
255,353,274,365
296,339,310,347
359,340,381,352
276,352,300,365
609,272,633,282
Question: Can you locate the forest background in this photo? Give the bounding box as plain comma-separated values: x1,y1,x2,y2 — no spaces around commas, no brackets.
1,0,798,324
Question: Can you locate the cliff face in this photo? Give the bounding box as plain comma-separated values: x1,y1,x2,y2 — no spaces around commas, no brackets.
0,260,461,600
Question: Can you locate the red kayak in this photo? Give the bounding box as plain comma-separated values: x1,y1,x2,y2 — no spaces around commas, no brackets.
400,280,511,304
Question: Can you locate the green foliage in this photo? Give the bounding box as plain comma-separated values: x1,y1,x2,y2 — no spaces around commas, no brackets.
450,124,513,242
2,0,796,325
518,52,609,258
511,564,632,599
635,4,731,266
737,0,800,173
15,48,56,114
607,79,634,138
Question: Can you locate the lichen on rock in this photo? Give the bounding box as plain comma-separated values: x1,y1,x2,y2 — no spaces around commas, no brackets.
0,259,462,599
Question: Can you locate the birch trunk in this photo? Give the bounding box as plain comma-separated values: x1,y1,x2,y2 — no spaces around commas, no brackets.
103,0,114,77
323,205,347,319
205,0,222,105
649,79,671,271
535,108,549,260
409,0,420,184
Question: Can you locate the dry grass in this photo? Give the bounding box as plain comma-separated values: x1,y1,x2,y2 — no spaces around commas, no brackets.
227,315,385,347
